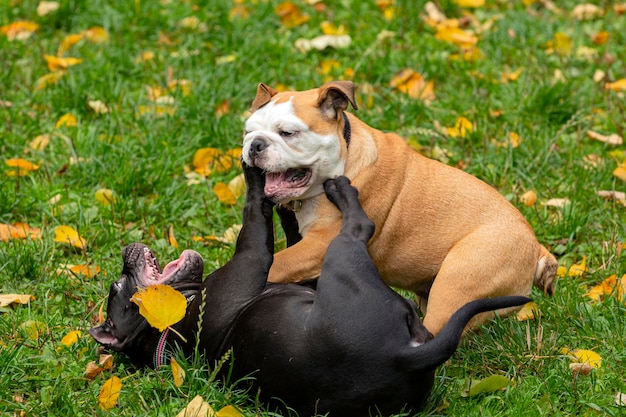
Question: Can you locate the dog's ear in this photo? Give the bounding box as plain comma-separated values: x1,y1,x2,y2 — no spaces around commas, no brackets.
250,83,279,113
317,80,358,120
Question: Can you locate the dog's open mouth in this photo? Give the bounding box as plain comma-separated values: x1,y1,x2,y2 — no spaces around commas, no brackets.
123,243,204,288
264,168,312,201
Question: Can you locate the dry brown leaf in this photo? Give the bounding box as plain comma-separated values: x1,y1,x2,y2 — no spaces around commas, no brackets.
520,190,537,207
569,362,593,375
294,35,351,52
571,4,603,20
596,190,626,205
587,130,623,145
37,1,60,16
543,198,570,208
176,395,216,417
86,354,114,380
0,294,34,307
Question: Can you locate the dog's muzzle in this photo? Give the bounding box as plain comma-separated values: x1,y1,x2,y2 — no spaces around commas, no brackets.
248,138,268,162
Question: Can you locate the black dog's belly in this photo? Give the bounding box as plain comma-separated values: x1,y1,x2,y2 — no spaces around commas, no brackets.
225,287,433,416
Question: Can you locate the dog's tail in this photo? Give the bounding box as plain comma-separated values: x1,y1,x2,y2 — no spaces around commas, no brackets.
533,247,557,296
396,296,531,372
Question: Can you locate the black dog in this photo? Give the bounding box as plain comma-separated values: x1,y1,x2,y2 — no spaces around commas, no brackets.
90,164,530,416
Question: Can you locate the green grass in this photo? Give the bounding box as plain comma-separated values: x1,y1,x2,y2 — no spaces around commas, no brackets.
1,0,625,415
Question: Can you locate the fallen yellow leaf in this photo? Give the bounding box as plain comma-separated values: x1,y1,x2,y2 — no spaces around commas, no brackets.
213,182,237,205
137,104,176,117
453,0,485,7
390,69,435,101
585,274,626,302
320,21,347,35
446,117,473,138
194,224,242,245
55,113,78,128
1,21,39,41
34,71,65,91
217,405,243,417
435,27,478,48
275,1,310,28
560,347,602,369
20,320,46,341
508,131,522,148
5,158,40,176
317,59,341,75
501,68,523,83
54,225,87,250
0,294,34,307
192,148,236,176
179,16,201,30
98,376,122,410
130,285,187,332
58,33,83,55
0,222,41,240
95,188,116,205
516,301,539,321
605,79,626,92
557,257,588,278
44,55,82,71
168,225,179,248
61,330,82,347
136,50,155,63
554,32,572,56
613,163,626,182
171,357,185,387
83,26,108,43
229,4,250,21
69,264,101,278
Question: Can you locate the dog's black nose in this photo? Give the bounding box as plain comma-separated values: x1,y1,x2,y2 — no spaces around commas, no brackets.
249,138,268,158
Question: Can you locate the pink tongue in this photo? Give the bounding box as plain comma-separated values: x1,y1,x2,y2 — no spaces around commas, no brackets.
162,253,183,278
264,171,288,195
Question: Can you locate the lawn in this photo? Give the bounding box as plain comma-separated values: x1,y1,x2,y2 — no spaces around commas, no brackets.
1,0,625,416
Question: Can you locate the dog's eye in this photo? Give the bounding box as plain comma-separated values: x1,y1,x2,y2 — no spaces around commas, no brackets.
279,130,297,138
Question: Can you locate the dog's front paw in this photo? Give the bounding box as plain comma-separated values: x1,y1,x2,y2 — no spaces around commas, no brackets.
242,160,266,192
324,176,356,211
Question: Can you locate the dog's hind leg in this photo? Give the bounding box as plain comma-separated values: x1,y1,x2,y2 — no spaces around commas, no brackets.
422,226,536,336
311,177,425,337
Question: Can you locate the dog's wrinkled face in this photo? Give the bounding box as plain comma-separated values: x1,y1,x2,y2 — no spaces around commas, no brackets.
89,243,203,351
242,82,356,204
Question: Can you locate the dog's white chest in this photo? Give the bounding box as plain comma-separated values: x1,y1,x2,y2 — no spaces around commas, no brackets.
295,200,320,235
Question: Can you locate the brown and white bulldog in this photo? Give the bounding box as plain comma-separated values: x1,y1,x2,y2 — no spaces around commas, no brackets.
241,80,557,335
